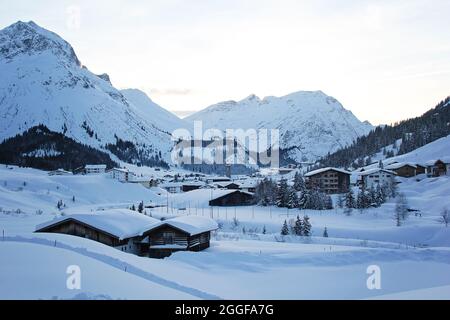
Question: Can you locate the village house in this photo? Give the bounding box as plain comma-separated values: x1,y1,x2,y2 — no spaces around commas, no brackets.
304,167,351,194
129,176,159,189
213,181,241,190
426,158,450,177
205,176,231,184
385,162,417,178
278,166,296,175
209,190,255,206
358,168,396,189
238,180,257,193
48,168,73,176
110,167,132,182
415,164,426,175
35,209,218,258
85,164,107,175
159,181,183,193
181,181,205,192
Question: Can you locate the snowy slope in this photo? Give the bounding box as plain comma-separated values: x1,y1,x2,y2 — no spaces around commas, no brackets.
0,21,177,163
0,241,199,300
355,134,450,172
1,164,450,299
186,91,373,162
120,88,187,133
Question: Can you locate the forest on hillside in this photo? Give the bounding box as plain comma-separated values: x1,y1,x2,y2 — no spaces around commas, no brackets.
318,96,450,169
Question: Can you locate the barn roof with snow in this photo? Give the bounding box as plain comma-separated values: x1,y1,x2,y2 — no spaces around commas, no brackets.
36,209,218,240
304,167,351,177
146,216,218,236
385,162,417,170
35,209,160,240
358,168,397,176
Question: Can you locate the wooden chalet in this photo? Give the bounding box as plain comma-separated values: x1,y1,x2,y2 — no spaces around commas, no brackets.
385,162,417,178
35,209,218,259
209,190,255,206
426,159,450,177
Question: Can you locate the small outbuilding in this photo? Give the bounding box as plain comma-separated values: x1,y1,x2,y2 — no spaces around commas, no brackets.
209,190,255,206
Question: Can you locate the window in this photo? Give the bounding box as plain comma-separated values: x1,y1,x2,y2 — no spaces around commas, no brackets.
163,232,175,244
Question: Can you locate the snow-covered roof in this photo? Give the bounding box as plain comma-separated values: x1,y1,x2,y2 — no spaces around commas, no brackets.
214,181,240,188
85,164,107,169
358,168,397,176
181,181,206,186
151,216,218,236
206,176,231,181
36,209,160,240
48,168,73,175
304,167,350,177
36,209,218,239
425,157,450,166
129,176,155,182
238,180,257,188
112,167,130,173
385,162,417,170
160,182,183,188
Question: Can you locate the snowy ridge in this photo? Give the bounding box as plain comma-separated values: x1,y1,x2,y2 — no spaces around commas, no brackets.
186,91,373,162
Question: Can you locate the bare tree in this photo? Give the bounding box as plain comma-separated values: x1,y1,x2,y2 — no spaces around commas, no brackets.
395,193,408,226
440,208,449,227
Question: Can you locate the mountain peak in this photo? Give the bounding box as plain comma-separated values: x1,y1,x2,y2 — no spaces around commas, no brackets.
240,94,261,103
0,20,80,66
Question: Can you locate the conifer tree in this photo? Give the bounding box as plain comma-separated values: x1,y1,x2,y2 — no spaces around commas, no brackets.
281,220,290,236
302,215,312,236
293,215,303,236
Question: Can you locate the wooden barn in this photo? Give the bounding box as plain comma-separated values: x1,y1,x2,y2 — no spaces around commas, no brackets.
181,181,205,192
304,167,351,194
214,181,241,190
209,190,255,206
138,216,216,258
415,164,426,175
385,162,417,178
35,209,217,258
426,159,450,177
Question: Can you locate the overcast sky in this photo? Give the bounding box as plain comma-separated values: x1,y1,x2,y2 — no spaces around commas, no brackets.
1,0,450,124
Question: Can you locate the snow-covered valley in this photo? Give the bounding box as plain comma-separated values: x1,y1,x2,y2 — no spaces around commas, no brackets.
0,165,449,300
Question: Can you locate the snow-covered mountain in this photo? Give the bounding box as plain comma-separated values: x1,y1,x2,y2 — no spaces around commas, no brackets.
0,21,185,165
186,91,373,163
120,88,187,133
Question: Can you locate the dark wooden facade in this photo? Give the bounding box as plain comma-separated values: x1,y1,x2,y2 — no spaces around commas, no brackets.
390,164,417,178
427,160,448,177
35,219,126,247
415,165,426,175
209,190,255,206
140,225,211,258
181,184,202,192
36,218,214,259
306,169,350,194
222,183,241,190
